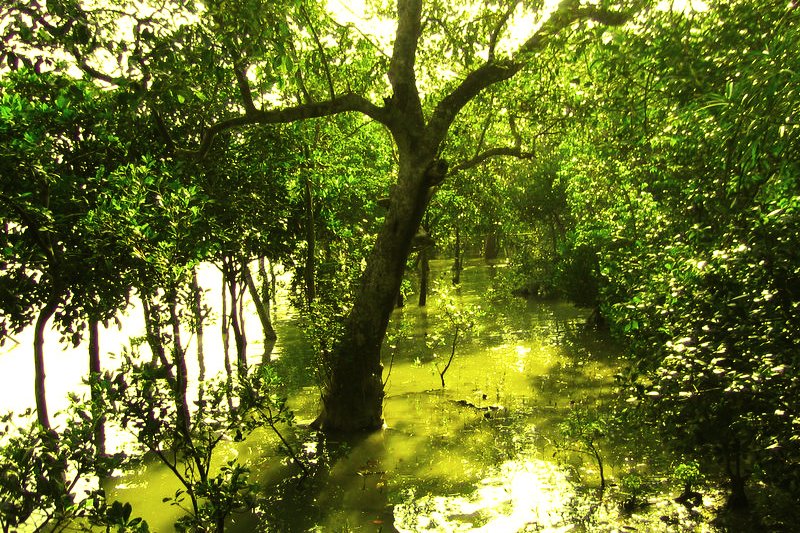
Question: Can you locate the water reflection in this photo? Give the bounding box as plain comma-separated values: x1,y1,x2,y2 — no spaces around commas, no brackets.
231,259,625,531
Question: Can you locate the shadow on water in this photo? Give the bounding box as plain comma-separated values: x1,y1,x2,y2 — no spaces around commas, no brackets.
111,259,728,532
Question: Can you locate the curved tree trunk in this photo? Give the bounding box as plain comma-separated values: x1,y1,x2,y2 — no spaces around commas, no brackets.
244,261,278,361
33,290,61,431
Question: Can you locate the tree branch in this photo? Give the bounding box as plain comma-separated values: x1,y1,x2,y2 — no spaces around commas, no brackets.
176,93,389,158
286,39,313,104
427,0,632,143
450,145,535,174
488,0,520,62
233,62,256,114
300,4,336,101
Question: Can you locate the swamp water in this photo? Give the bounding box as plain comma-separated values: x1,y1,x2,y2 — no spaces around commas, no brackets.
1,260,726,531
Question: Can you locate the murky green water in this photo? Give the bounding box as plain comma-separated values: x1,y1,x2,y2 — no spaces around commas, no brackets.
103,259,727,532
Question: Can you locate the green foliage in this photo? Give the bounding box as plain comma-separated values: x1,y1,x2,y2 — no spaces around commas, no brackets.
0,69,131,340
102,501,150,532
0,405,146,533
618,471,647,511
98,347,300,531
426,277,483,388
673,461,702,493
558,402,608,491
553,0,800,507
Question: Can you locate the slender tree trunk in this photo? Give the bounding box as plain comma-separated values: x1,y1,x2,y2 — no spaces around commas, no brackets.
258,257,277,320
33,290,60,431
452,224,462,285
222,257,247,374
221,270,235,414
33,288,68,503
191,269,206,383
438,325,460,388
315,150,437,432
88,319,106,457
244,261,277,353
237,282,247,368
303,175,316,305
142,297,170,365
258,257,277,361
418,248,430,307
268,259,277,306
168,291,192,438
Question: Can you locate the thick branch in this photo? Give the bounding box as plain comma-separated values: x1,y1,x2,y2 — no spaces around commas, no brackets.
428,0,632,142
176,93,388,158
427,59,520,141
387,0,423,118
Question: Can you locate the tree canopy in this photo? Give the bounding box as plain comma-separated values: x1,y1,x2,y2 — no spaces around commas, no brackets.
3,0,800,526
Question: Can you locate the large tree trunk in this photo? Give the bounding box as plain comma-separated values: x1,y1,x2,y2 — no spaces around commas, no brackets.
314,150,437,432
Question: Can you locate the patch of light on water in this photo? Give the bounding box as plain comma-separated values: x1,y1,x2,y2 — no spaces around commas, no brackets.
514,345,531,372
393,458,574,532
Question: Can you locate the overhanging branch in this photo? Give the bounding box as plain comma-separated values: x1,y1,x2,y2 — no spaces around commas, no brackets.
175,93,389,158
